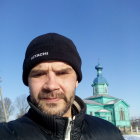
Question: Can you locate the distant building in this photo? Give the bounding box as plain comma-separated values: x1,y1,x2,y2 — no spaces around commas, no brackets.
84,64,131,128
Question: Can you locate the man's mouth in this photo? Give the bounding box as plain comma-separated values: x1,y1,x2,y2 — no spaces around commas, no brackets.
41,97,62,103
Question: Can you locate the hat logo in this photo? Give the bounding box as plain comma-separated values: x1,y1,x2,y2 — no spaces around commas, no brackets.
31,52,49,60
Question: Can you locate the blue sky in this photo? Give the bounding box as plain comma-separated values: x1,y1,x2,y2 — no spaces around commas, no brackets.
0,0,140,117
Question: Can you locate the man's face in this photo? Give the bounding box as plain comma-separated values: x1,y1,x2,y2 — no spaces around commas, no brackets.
28,61,78,117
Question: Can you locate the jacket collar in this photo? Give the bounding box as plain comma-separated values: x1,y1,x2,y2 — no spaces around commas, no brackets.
26,95,86,138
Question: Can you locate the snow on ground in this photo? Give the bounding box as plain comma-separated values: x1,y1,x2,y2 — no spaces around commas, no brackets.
124,135,140,140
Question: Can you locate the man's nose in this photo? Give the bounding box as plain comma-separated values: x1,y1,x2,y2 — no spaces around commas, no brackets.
43,72,59,91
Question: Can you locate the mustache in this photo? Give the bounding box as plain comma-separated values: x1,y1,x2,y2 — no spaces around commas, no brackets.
38,90,67,101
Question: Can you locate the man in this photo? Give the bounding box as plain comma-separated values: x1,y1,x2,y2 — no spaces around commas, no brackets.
0,33,124,140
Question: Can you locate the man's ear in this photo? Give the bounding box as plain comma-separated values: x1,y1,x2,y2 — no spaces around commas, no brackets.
76,81,78,88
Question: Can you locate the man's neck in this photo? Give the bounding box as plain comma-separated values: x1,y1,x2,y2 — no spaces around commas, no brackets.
62,107,72,118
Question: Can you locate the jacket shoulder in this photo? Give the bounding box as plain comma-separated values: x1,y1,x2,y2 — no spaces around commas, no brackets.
0,122,17,140
0,116,44,140
84,114,116,128
82,115,124,140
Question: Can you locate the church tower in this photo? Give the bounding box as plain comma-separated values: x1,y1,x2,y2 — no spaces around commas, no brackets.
84,64,130,128
92,64,109,95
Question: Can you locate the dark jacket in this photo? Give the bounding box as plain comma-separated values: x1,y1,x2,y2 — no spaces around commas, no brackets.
0,96,124,140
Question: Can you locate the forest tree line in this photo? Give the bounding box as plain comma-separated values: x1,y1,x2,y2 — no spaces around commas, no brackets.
0,94,29,122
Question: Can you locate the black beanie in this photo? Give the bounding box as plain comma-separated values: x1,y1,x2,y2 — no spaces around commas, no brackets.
22,33,82,86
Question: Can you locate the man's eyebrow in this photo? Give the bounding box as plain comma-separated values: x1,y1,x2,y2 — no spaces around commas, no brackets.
55,67,73,72
29,67,73,74
29,69,47,75
31,69,45,72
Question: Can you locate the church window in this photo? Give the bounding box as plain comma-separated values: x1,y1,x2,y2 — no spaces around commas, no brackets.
120,108,125,120
95,88,98,93
90,111,93,116
108,117,110,121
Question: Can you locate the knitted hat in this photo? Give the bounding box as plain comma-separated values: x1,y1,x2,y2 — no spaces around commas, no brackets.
22,33,82,86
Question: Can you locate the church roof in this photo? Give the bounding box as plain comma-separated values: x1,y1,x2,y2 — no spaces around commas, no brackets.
96,109,110,113
84,99,102,105
83,94,123,106
106,99,120,105
85,94,118,100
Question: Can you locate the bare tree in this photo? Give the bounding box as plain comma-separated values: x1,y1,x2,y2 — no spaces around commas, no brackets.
131,116,140,128
15,94,29,118
0,97,14,122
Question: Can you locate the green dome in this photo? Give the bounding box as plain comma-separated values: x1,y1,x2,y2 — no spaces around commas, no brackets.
95,64,103,70
93,64,108,86
93,76,109,85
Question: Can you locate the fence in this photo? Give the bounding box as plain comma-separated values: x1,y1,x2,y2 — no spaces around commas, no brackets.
119,126,140,134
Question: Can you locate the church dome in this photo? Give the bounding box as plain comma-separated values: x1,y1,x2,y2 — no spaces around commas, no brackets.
93,64,108,86
93,76,108,85
95,64,103,70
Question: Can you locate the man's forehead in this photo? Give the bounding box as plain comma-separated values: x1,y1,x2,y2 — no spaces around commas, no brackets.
31,61,73,71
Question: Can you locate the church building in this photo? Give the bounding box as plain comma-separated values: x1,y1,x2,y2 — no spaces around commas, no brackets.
84,64,131,128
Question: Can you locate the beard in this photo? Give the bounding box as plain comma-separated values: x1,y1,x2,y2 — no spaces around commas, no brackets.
30,89,75,117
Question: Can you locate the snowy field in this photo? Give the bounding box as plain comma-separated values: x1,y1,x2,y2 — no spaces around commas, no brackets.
124,135,140,140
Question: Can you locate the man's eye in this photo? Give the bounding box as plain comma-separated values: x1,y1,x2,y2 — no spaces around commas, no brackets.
56,71,68,75
31,72,45,77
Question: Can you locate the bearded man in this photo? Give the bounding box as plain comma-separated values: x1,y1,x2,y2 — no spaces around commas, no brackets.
0,33,124,140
